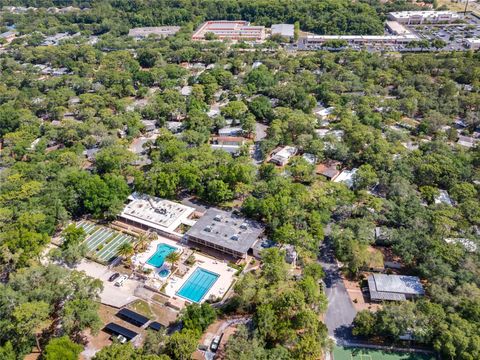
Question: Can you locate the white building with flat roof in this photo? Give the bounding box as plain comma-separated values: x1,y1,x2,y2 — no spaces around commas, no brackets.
192,21,266,42
118,193,196,238
128,26,181,39
388,11,460,24
271,24,295,39
298,34,418,49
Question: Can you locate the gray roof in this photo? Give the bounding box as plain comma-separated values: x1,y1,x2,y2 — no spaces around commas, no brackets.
368,274,424,301
271,24,294,38
186,208,264,254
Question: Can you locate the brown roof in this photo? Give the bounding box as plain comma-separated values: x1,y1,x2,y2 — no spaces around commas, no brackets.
316,160,341,179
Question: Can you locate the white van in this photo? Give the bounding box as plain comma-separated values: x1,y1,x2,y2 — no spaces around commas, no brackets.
114,275,128,287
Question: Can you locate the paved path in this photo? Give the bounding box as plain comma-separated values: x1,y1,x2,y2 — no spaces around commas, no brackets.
319,236,357,341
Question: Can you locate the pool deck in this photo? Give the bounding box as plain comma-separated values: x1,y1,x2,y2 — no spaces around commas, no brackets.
134,235,236,304
165,252,236,303
133,238,181,274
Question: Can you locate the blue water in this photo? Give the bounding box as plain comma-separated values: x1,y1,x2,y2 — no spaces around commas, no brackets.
146,244,177,267
176,268,219,302
159,269,170,278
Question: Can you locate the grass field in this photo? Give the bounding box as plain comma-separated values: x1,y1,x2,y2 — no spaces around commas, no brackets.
76,221,135,263
333,346,436,360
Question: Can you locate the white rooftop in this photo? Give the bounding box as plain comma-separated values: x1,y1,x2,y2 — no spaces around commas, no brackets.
120,193,195,234
272,146,297,162
271,24,294,38
333,168,358,188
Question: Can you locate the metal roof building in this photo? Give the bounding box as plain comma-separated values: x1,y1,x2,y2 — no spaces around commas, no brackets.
116,308,149,327
367,274,424,301
104,323,138,340
186,209,264,258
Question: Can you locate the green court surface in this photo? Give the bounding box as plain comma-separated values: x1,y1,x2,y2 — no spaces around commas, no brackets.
333,346,436,360
74,221,135,263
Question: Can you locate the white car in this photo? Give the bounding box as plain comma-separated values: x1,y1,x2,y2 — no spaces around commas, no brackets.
114,275,128,287
112,334,127,344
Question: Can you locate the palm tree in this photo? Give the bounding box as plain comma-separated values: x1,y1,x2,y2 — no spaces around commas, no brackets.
117,242,134,261
165,251,181,268
135,232,150,252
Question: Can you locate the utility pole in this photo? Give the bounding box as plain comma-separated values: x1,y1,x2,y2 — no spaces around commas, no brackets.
464,0,469,15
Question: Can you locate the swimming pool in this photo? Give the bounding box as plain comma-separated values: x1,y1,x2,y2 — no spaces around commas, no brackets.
176,268,219,302
146,243,177,267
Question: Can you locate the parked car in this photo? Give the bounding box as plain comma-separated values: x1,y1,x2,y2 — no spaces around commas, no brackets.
111,334,127,344
115,275,128,287
210,335,221,352
109,272,120,282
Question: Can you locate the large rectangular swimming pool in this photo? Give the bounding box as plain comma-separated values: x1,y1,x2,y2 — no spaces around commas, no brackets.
176,268,219,303
146,243,177,268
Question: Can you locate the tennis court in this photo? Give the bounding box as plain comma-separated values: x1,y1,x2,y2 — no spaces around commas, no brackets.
75,221,135,263
333,346,436,360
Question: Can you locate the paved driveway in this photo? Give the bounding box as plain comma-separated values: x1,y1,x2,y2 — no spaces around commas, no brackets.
319,238,357,341
74,260,139,308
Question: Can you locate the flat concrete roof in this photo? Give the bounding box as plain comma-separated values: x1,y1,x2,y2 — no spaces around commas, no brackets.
186,208,264,254
119,193,195,233
368,274,424,301
271,24,294,38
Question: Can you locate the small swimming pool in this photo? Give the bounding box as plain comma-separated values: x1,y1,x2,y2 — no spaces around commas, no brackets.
146,243,177,268
176,268,219,303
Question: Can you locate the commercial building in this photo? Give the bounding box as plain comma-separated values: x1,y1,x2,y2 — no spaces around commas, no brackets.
118,193,196,239
367,274,425,301
298,34,418,49
269,146,297,166
385,21,412,35
128,26,180,39
192,21,266,42
387,11,460,24
271,24,295,39
186,209,264,258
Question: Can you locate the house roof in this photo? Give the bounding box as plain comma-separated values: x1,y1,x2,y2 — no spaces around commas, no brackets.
368,274,424,301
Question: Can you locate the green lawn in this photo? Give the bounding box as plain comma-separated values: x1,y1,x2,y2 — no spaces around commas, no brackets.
333,346,436,360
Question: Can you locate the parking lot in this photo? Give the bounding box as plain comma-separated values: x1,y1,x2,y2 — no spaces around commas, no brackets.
77,221,135,264
405,13,480,51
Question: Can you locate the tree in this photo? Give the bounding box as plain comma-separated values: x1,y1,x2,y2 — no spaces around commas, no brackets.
181,303,217,333
221,101,248,122
43,336,83,360
117,242,134,261
248,96,273,123
164,330,198,360
165,251,181,268
205,180,233,203
353,164,378,191
62,299,102,341
352,311,376,336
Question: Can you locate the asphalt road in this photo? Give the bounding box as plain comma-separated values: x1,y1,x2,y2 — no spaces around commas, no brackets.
319,237,357,341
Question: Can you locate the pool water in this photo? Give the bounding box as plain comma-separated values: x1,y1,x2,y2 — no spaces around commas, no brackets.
146,244,177,267
159,269,170,278
176,268,219,303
